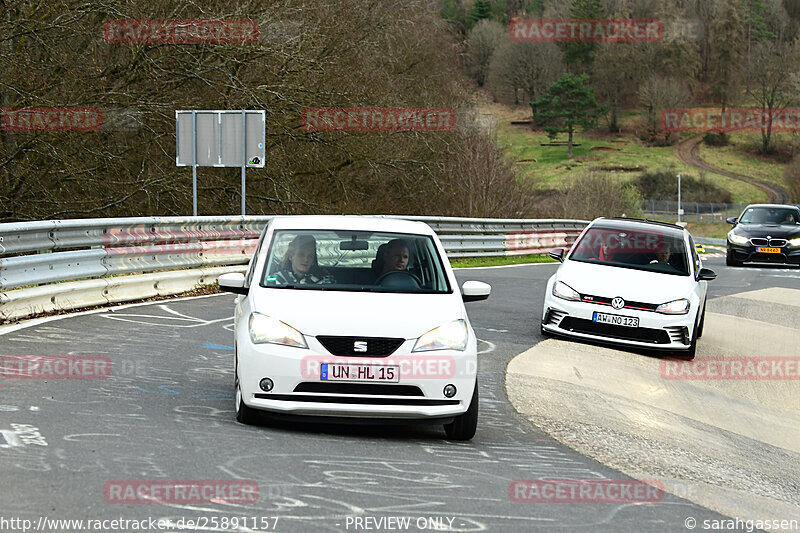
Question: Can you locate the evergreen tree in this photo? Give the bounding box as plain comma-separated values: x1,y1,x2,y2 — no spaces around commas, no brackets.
469,0,493,27
531,73,606,157
561,0,604,71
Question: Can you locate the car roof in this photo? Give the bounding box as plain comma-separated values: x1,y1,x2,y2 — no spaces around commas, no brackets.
268,215,435,235
743,204,800,210
589,217,688,238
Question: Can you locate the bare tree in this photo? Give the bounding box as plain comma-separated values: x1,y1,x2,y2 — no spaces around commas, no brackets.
744,40,800,154
638,74,691,144
465,19,506,87
486,40,564,106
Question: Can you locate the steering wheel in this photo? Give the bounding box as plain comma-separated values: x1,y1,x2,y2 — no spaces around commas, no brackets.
374,269,421,289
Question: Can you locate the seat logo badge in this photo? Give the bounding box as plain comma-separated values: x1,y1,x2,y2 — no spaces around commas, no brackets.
611,297,625,310
353,341,368,353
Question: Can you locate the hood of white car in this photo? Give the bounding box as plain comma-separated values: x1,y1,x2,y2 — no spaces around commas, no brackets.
250,288,466,339
558,260,694,303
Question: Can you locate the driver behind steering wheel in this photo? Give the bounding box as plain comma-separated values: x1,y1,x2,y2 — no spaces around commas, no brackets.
380,239,410,275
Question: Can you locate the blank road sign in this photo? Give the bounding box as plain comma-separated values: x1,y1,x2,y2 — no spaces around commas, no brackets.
176,110,265,167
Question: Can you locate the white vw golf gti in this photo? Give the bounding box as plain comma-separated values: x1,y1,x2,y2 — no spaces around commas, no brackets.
541,218,716,358
218,216,490,440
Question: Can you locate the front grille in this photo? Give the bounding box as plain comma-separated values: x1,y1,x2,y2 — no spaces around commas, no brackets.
580,294,659,312
559,317,671,344
293,382,424,396
254,393,458,406
751,237,787,247
317,336,404,356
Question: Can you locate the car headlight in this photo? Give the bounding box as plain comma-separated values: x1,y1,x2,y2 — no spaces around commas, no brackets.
552,281,581,301
728,232,749,245
248,312,307,348
656,299,690,315
789,237,800,247
412,319,468,352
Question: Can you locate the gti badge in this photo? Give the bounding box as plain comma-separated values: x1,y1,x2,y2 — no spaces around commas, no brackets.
611,297,625,310
353,341,368,353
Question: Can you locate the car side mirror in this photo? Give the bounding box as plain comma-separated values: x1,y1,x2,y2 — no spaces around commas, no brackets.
726,217,737,225
461,280,491,303
697,268,717,281
548,249,565,262
218,272,248,295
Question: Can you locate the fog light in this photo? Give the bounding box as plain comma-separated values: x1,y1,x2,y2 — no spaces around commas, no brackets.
259,378,274,392
443,384,457,398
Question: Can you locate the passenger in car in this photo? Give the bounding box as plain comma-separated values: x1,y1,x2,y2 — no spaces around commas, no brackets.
274,235,335,284
650,248,671,265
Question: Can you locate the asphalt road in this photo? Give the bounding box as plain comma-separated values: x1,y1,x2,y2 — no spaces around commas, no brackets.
0,257,796,532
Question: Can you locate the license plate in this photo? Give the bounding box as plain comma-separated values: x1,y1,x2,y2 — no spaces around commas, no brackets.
757,247,780,254
321,363,399,382
593,312,639,328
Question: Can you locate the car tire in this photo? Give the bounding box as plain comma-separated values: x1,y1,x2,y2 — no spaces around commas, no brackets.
696,307,706,338
444,384,478,441
235,378,259,425
725,252,741,267
684,321,698,360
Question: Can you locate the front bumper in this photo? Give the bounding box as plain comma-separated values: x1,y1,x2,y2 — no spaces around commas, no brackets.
237,336,477,419
541,295,696,351
727,242,800,265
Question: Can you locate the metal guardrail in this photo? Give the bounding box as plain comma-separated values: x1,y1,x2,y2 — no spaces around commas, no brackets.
0,215,589,321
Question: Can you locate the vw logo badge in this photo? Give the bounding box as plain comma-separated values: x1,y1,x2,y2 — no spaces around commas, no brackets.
611,297,625,310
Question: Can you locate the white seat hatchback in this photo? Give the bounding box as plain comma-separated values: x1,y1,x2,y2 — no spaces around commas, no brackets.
218,216,490,440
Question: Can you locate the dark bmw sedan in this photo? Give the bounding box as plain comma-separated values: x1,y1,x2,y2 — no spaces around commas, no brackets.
726,204,800,266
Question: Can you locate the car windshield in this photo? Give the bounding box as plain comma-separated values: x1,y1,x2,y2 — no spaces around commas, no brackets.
739,207,800,225
569,226,690,276
260,229,451,293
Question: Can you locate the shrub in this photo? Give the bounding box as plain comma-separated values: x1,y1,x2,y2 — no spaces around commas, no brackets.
557,173,643,220
632,170,733,203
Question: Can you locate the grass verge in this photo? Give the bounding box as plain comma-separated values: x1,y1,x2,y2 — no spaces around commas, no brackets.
451,254,557,268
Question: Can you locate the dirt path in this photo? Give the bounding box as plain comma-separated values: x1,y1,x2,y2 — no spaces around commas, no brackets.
674,135,791,203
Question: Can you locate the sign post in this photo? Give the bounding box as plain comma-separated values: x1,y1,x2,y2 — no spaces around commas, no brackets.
176,110,265,215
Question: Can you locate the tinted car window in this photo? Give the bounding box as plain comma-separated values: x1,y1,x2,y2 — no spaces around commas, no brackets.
569,226,689,276
739,207,800,225
261,230,451,293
